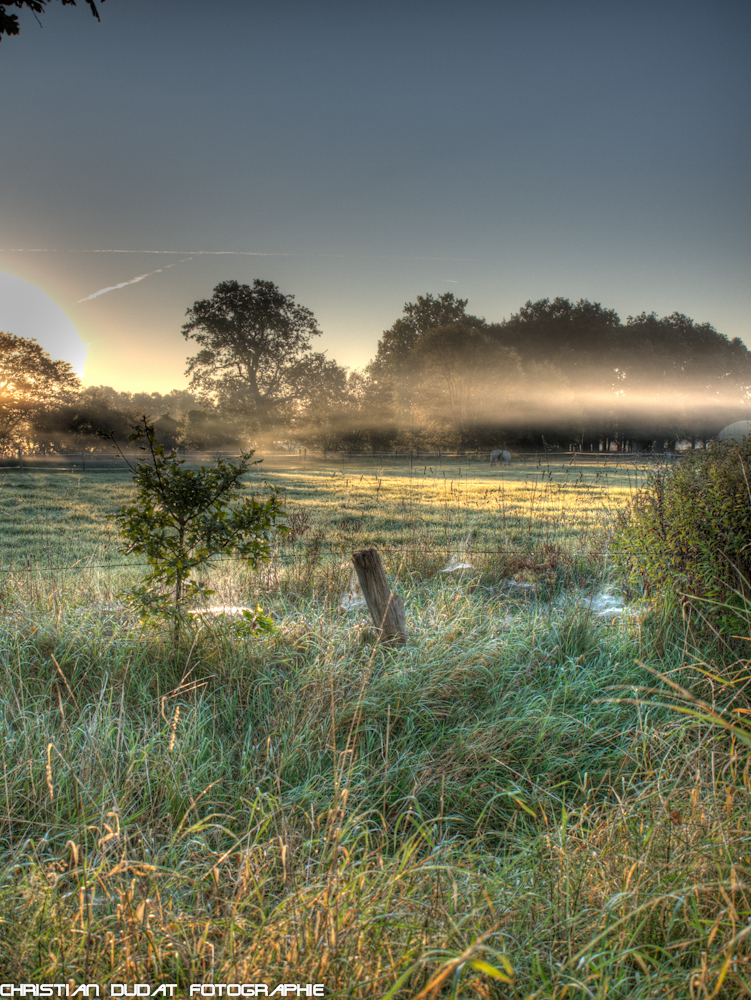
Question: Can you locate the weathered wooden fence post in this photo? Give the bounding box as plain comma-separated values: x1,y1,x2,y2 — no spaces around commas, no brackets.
351,547,407,646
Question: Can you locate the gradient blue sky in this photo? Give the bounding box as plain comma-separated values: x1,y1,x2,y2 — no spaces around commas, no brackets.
1,0,749,392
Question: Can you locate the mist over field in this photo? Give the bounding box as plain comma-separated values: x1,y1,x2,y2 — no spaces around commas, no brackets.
3,289,750,459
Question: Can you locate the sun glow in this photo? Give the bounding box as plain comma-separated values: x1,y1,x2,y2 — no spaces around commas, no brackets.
0,271,87,377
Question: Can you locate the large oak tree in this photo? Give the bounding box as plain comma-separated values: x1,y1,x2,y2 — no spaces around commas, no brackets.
182,279,335,431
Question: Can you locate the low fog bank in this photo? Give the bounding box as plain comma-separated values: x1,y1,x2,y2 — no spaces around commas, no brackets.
3,293,751,456
22,381,748,457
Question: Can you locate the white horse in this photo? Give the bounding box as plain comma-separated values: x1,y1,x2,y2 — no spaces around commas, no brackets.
490,449,511,466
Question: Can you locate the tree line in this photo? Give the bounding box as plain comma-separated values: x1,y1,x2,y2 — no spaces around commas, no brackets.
3,279,750,455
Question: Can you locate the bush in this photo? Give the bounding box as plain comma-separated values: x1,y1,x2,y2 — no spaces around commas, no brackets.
109,418,286,628
612,439,751,630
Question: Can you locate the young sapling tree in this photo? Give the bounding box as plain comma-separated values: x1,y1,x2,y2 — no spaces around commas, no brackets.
108,418,285,628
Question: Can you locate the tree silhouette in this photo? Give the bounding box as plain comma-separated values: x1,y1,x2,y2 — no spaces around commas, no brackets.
0,0,105,39
183,280,334,433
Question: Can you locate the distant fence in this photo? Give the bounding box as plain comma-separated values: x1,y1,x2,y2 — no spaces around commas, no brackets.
316,450,675,464
1,451,251,472
0,448,678,472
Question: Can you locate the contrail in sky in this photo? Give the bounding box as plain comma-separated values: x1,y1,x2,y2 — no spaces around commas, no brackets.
77,256,195,301
1,247,479,261
0,246,480,301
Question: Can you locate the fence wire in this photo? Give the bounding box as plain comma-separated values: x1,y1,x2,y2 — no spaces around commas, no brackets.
4,542,632,576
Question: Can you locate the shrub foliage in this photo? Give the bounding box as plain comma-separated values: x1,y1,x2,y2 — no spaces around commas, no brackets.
612,439,751,627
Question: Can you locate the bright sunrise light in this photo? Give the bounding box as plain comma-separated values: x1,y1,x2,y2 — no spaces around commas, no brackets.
0,271,87,377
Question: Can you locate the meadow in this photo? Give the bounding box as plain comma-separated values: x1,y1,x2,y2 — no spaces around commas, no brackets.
1,455,749,998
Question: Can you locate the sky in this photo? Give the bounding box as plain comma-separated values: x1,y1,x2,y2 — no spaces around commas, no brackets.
0,0,749,394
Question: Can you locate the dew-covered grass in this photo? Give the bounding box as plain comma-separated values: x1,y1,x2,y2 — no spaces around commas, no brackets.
1,456,749,997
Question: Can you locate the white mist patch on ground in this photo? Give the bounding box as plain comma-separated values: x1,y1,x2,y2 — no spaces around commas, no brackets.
441,534,477,573
340,568,367,610
578,588,642,623
441,556,476,573
0,271,87,376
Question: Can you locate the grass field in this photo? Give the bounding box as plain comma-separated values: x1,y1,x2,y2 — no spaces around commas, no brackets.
1,456,749,997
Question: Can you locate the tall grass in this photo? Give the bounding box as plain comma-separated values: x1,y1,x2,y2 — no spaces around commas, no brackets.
1,459,749,996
